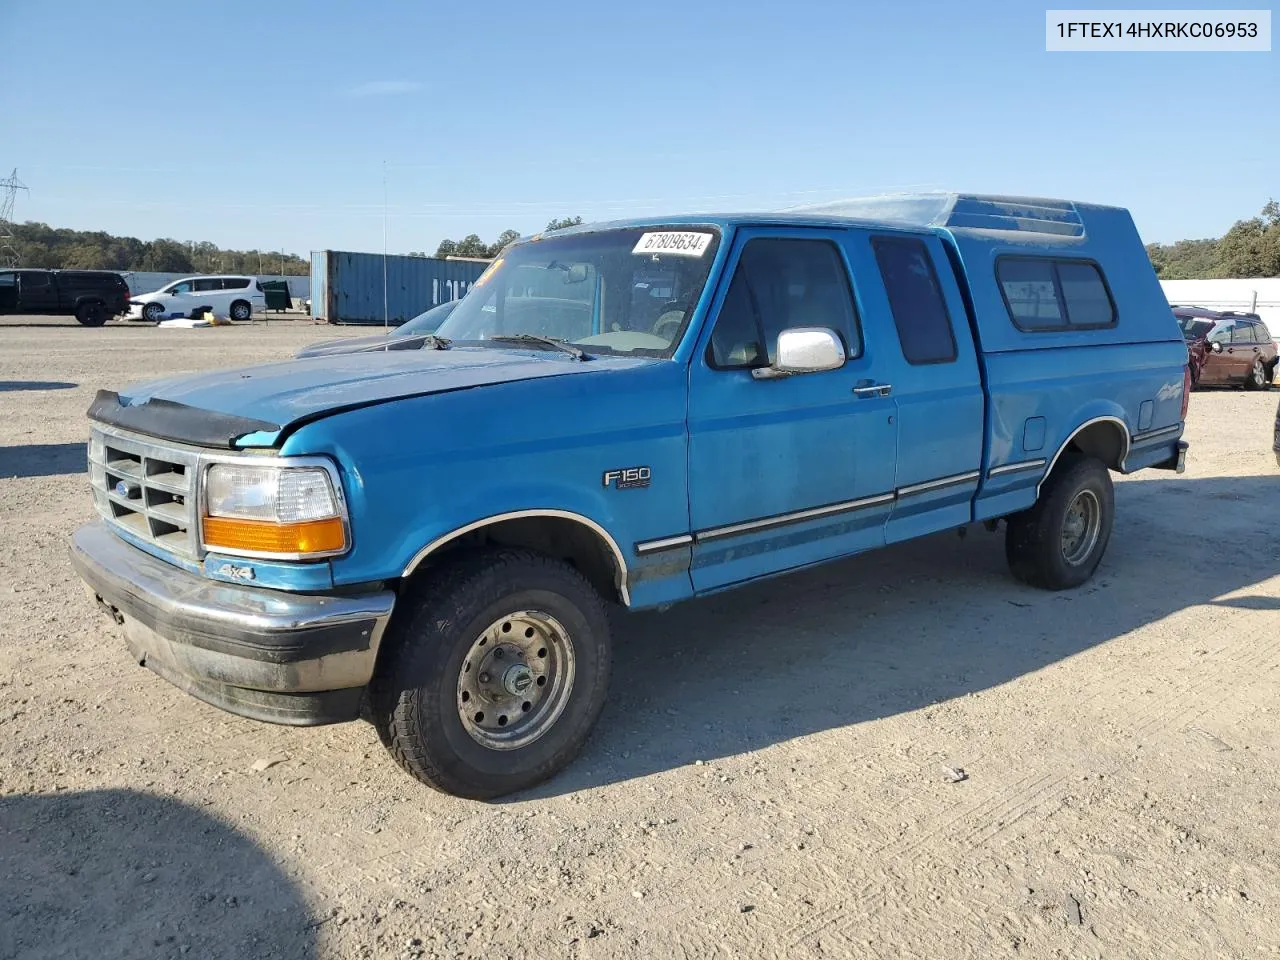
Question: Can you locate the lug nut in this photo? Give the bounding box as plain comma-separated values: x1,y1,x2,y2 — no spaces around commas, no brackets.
479,673,490,683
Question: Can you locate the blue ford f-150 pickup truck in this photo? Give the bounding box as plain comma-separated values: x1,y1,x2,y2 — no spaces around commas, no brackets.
70,194,1190,798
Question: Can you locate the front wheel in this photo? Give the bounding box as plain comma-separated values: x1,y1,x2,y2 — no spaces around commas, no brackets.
371,548,612,799
142,302,166,323
1006,455,1114,590
229,300,251,321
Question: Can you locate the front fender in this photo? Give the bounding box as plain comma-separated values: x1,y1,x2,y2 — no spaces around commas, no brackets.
281,364,691,596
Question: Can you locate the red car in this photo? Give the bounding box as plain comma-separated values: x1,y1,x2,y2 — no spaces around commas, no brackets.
1175,307,1278,390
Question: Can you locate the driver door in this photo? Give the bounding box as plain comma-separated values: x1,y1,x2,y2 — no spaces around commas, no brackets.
686,228,899,592
1202,322,1240,383
164,280,194,314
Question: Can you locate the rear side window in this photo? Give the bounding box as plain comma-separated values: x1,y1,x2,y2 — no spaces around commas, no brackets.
708,238,862,369
20,271,52,292
193,278,221,292
997,257,1116,331
872,236,957,365
223,277,251,289
1255,323,1274,344
1231,323,1257,345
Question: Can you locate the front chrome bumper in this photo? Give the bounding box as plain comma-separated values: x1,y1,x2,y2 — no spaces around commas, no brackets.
70,522,395,725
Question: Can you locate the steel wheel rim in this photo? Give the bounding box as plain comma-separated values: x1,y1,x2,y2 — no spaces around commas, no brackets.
1061,489,1101,566
456,610,575,750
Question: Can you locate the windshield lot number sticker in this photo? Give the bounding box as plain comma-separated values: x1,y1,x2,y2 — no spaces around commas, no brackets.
632,232,712,257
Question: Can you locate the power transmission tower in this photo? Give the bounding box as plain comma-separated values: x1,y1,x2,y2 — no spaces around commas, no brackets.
0,168,29,268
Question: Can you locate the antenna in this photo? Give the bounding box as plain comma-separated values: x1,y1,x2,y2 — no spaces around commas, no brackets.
0,168,29,268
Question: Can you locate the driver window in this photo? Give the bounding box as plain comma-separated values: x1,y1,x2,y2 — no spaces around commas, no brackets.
170,281,193,295
1208,323,1231,343
708,238,861,369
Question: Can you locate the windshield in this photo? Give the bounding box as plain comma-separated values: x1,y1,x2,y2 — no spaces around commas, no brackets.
434,227,722,357
1176,315,1215,339
399,299,457,334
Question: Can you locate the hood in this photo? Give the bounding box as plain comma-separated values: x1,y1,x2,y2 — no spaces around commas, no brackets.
294,332,427,358
92,346,656,447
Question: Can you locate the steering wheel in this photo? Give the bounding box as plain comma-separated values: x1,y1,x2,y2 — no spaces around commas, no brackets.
651,300,688,341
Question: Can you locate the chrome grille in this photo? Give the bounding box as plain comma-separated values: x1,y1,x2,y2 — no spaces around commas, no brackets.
88,425,201,560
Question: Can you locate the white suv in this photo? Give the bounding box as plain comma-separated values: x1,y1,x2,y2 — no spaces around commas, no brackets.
128,276,267,323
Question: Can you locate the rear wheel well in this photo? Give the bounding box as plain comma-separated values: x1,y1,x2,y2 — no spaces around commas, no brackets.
404,516,625,606
1061,420,1127,473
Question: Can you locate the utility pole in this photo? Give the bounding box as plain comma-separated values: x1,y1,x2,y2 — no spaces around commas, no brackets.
382,160,389,331
0,168,29,268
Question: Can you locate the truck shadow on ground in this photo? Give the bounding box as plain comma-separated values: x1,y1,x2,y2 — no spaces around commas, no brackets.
0,443,87,479
0,789,317,960
528,473,1280,797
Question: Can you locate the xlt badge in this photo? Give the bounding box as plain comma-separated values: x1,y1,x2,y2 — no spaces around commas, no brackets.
602,467,651,490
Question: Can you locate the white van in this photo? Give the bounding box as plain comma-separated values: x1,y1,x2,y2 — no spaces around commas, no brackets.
127,276,267,323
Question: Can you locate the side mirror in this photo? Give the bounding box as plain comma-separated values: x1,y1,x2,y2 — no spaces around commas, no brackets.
752,327,846,380
1210,341,1223,353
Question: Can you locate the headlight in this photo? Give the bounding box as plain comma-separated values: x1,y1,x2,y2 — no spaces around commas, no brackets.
201,461,348,559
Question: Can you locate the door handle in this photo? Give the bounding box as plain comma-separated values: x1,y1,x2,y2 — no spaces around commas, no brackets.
853,384,893,398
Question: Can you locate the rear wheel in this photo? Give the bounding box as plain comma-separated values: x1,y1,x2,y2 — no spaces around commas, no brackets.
74,301,107,327
1245,358,1267,391
371,548,612,799
1006,455,1114,590
230,300,251,321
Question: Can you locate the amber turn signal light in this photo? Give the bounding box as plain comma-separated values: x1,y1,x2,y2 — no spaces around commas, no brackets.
202,516,346,557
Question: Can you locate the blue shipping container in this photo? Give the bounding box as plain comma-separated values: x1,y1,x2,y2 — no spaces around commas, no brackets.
309,250,488,325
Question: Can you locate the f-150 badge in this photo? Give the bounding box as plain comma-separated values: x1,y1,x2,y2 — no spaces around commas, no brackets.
602,467,651,490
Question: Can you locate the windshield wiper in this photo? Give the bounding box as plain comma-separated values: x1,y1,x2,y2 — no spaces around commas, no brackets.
487,334,590,360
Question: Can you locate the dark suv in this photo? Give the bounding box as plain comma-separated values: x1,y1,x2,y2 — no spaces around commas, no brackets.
0,269,131,326
1174,306,1277,390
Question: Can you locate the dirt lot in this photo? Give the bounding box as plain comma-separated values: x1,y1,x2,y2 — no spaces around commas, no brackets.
2,314,1278,960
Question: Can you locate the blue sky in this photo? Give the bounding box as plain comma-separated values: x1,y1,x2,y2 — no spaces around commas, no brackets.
1,0,1275,255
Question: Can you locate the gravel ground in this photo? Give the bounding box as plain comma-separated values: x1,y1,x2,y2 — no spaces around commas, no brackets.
2,314,1278,960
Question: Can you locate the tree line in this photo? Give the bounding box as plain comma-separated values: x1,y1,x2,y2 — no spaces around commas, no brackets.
5,222,310,275
7,205,1275,280
420,217,583,260
1146,200,1279,279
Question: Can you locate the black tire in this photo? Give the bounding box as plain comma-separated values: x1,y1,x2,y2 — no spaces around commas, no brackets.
142,302,166,323
74,301,107,327
1005,455,1114,591
371,548,612,799
1244,358,1267,391
230,300,251,321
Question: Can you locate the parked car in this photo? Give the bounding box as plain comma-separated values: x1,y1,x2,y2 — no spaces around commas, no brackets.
1175,306,1277,389
295,299,459,359
70,193,1190,799
127,275,267,323
0,268,130,326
